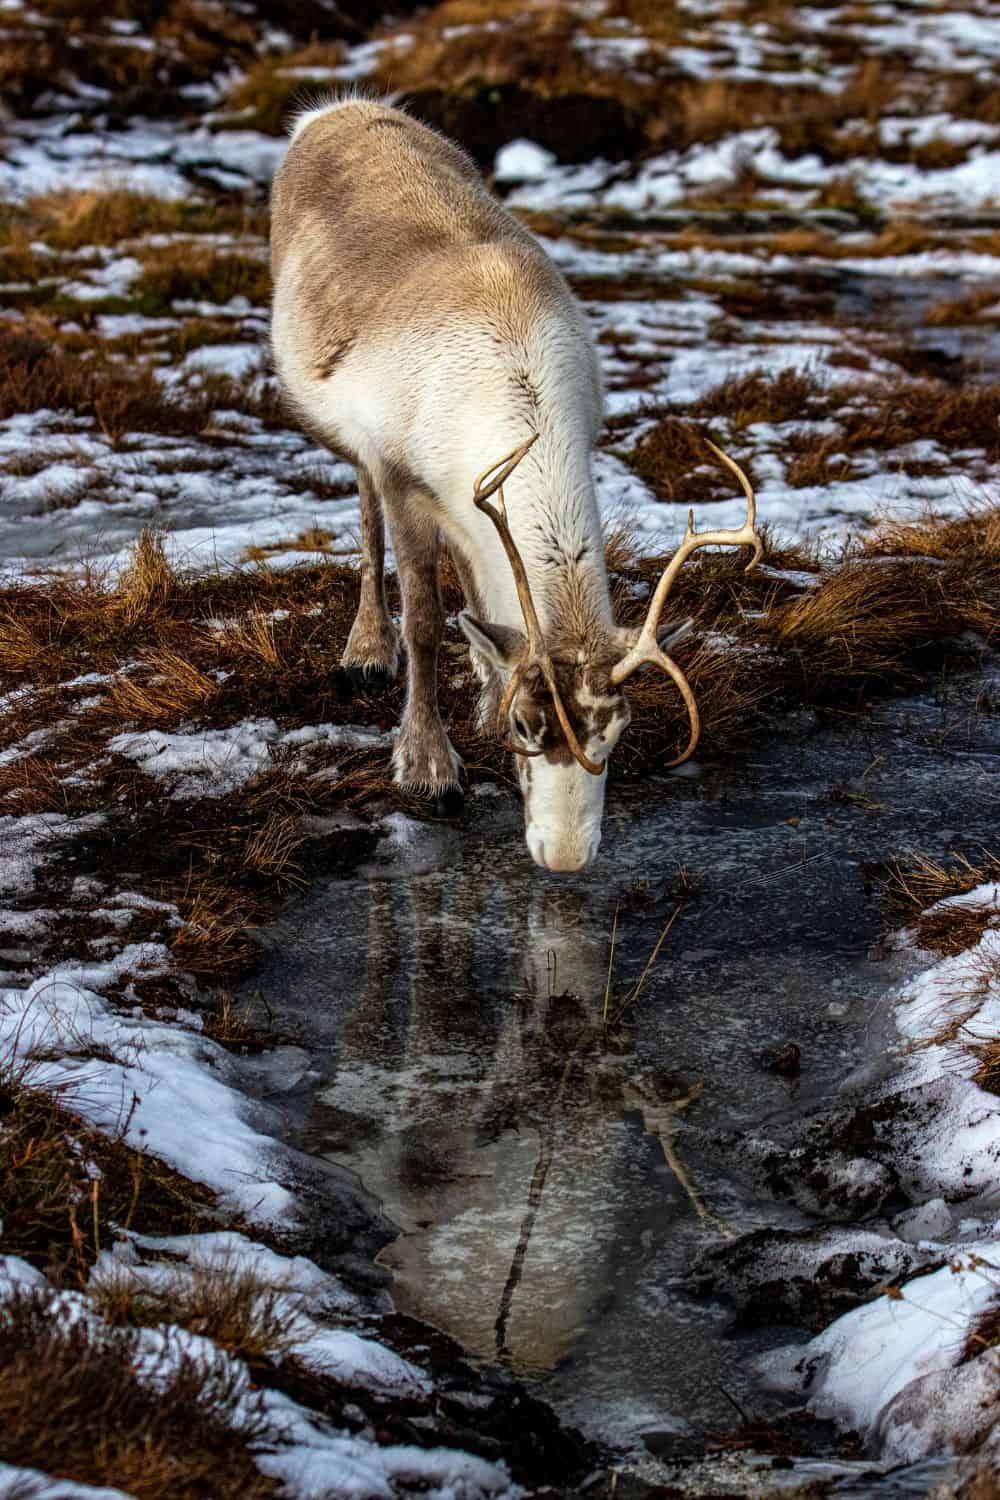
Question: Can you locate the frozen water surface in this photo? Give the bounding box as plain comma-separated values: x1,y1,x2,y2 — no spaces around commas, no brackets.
246,669,1000,1463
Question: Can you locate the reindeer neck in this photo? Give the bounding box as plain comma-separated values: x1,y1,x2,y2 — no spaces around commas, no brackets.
470,429,613,644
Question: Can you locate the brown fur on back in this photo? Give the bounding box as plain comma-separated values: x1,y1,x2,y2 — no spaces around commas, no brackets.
270,99,573,387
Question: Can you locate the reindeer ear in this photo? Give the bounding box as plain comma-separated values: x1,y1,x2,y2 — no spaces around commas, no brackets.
458,612,526,670
610,617,695,659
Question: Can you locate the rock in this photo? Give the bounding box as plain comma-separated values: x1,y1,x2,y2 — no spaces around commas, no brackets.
892,1198,953,1244
690,1226,943,1329
764,1042,801,1076
742,1134,898,1221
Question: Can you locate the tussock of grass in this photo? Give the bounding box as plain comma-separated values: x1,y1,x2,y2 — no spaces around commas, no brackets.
134,244,271,315
914,902,999,957
0,1065,215,1283
93,1259,301,1367
880,852,1000,921
116,529,178,624
626,416,737,505
104,650,219,726
0,1289,276,1500
241,814,308,886
761,560,945,681
379,1,625,101
690,368,835,428
220,611,289,671
169,880,267,982
865,506,1000,562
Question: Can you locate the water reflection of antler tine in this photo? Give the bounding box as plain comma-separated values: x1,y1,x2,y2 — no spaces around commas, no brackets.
494,1119,557,1365
628,1080,734,1239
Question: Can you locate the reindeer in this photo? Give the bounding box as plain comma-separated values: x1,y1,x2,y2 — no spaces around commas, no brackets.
270,97,763,872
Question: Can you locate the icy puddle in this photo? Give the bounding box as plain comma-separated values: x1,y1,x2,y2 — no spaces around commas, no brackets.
250,671,999,1460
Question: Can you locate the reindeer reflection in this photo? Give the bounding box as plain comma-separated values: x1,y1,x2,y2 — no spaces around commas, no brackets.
316,874,720,1372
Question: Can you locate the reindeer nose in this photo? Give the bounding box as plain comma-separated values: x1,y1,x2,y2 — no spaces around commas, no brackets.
528,830,600,873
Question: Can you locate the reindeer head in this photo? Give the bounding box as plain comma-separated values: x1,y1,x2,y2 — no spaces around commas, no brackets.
461,435,764,873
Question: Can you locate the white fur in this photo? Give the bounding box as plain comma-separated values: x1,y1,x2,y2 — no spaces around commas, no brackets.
521,758,607,873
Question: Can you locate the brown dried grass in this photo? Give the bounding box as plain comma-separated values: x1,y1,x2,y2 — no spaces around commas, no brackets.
690,369,834,429
924,288,1000,327
912,902,998,958
626,417,738,505
377,2,632,102
241,814,307,886
93,1260,302,1367
0,0,260,113
219,612,288,672
242,527,354,562
0,1290,277,1500
865,506,1000,562
225,43,345,134
169,881,264,981
115,529,176,624
762,561,935,684
134,243,271,313
17,189,267,250
0,754,70,815
0,327,275,444
880,852,1000,922
0,1066,215,1283
104,651,218,725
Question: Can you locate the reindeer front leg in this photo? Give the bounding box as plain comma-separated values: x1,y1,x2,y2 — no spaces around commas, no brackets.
386,504,463,814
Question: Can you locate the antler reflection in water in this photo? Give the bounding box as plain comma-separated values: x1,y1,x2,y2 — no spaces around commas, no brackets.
625,1076,734,1240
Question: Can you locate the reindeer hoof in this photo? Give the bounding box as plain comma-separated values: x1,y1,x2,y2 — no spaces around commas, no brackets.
430,784,464,819
343,663,395,694
396,781,465,819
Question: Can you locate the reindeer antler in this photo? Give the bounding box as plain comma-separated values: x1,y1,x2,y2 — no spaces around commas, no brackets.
610,438,764,766
473,436,604,777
